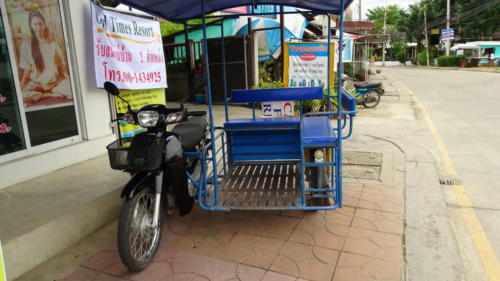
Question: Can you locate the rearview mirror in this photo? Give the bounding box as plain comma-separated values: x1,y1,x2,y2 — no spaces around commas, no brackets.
104,81,120,96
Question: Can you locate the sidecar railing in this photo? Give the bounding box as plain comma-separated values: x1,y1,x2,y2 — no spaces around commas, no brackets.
184,87,356,211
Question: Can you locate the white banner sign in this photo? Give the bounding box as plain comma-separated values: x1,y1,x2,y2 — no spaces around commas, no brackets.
91,3,167,89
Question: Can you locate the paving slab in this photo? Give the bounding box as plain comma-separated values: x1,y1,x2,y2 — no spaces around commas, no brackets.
55,176,405,281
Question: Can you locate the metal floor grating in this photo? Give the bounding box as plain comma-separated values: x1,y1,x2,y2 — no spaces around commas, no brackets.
217,162,301,208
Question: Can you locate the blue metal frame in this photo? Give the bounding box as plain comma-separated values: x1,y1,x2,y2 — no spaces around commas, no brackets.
232,87,323,102
336,0,346,207
200,0,220,206
180,0,353,211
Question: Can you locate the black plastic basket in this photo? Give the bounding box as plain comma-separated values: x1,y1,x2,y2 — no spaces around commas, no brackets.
127,134,165,171
106,138,133,170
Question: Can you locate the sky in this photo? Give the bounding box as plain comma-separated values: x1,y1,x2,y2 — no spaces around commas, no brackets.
352,0,420,20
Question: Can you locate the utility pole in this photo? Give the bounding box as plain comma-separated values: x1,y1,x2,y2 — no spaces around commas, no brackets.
445,0,451,55
358,0,362,21
424,9,430,66
382,0,387,65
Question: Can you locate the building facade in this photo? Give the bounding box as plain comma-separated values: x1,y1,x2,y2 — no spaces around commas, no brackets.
0,0,115,189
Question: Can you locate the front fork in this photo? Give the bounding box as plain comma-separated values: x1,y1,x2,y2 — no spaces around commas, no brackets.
152,172,163,228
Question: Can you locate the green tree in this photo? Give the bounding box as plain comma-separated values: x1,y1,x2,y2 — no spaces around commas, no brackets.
393,41,407,63
160,16,221,37
404,0,500,42
454,0,500,40
160,21,184,37
367,5,409,34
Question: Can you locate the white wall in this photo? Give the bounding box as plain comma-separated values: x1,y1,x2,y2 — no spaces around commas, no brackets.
372,61,402,67
65,0,113,139
0,0,115,189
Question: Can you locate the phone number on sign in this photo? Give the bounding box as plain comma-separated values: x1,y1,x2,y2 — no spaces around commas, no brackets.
102,63,162,84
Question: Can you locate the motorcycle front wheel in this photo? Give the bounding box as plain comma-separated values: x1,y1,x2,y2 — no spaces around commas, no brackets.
117,187,164,271
362,92,381,108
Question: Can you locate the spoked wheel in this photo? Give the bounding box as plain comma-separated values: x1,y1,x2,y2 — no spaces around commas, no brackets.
362,92,381,108
117,187,164,271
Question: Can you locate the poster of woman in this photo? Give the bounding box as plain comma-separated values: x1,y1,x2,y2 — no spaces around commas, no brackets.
6,0,74,111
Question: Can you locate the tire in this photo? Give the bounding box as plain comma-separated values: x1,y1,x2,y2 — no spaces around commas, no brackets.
117,187,164,271
362,92,381,108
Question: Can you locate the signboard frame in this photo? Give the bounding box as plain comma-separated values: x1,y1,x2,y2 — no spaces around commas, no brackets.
283,42,335,89
441,28,455,40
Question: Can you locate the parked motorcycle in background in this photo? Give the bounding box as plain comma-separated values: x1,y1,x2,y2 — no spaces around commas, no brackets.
342,74,384,108
103,82,208,271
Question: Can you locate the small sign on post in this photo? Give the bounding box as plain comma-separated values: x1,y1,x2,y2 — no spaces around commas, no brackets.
441,28,455,40
114,88,166,137
261,101,294,117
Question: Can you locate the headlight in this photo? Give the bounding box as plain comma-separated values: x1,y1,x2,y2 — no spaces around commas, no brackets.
138,110,160,127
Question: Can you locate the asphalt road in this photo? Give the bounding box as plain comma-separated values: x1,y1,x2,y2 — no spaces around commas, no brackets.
384,67,500,265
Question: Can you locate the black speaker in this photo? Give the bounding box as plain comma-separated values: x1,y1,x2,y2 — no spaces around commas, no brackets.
207,36,250,103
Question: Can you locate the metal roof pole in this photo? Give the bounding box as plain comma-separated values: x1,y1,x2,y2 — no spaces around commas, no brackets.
220,22,229,122
184,24,192,92
200,0,219,205
327,15,331,111
336,0,346,208
248,17,255,88
280,5,285,81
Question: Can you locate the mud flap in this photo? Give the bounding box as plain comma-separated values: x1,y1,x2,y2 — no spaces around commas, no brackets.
167,158,194,216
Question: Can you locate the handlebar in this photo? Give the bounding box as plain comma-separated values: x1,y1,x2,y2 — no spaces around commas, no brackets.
111,109,206,126
188,111,207,117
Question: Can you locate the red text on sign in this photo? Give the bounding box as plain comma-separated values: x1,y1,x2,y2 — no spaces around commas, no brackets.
96,43,133,63
102,62,162,84
0,123,12,133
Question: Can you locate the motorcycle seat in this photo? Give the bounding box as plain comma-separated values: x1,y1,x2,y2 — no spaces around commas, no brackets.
172,117,208,151
354,82,382,89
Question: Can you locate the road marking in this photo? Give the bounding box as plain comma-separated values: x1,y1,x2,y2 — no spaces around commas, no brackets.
397,80,500,281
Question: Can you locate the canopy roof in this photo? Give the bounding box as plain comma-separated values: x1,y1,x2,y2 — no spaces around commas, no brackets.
118,0,353,23
451,43,479,51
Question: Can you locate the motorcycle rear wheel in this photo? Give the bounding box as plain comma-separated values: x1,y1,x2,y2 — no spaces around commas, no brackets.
362,92,381,108
117,187,164,271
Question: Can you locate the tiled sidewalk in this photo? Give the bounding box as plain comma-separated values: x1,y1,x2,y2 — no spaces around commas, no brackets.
63,182,404,281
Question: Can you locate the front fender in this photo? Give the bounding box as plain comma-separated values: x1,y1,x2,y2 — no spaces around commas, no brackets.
121,172,155,199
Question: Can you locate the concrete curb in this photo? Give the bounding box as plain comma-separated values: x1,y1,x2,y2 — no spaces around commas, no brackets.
4,187,122,280
379,73,472,281
391,65,500,74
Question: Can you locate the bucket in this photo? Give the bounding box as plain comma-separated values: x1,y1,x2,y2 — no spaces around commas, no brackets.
193,94,206,104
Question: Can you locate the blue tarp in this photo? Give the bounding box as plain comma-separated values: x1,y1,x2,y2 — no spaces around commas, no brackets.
118,0,353,23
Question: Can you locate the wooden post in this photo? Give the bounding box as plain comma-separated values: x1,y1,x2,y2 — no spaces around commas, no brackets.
424,9,430,66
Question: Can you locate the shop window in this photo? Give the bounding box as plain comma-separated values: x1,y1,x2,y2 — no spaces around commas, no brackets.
0,9,26,156
2,0,80,156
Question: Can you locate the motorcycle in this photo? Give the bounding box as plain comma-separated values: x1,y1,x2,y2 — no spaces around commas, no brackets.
103,82,208,271
342,74,384,108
